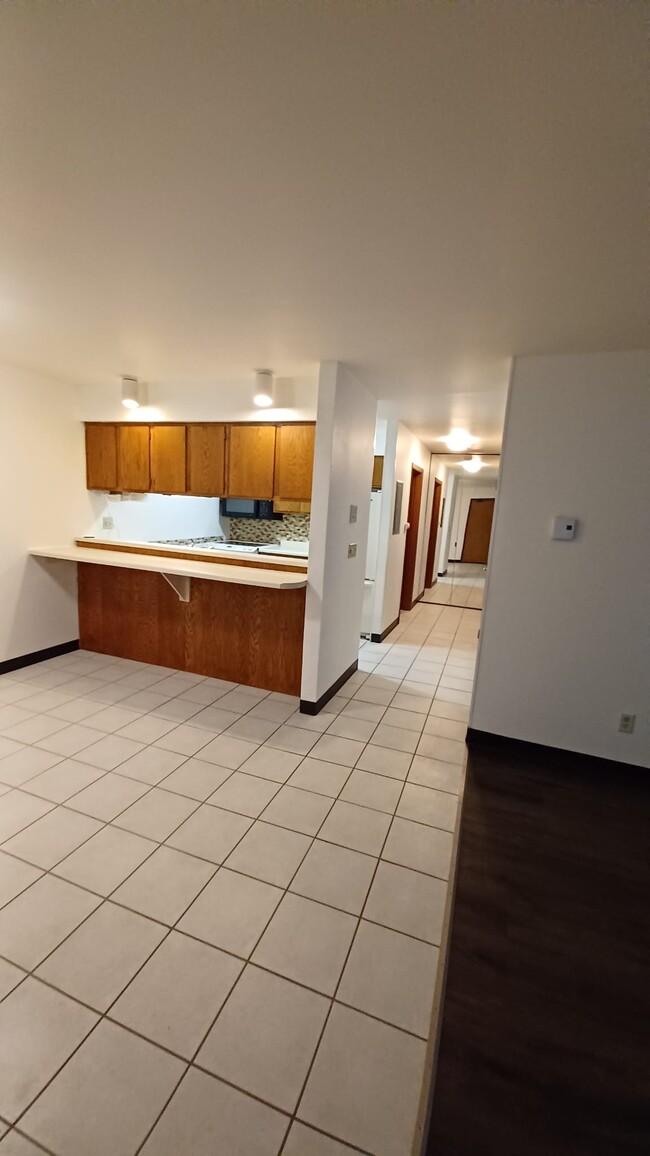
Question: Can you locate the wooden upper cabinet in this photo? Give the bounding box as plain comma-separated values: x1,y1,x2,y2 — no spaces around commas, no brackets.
85,424,118,490
226,424,276,498
372,456,384,490
117,425,150,492
274,424,316,501
187,424,227,496
150,425,187,493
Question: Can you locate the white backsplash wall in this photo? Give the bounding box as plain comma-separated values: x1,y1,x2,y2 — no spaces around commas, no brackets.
229,515,310,543
85,493,226,543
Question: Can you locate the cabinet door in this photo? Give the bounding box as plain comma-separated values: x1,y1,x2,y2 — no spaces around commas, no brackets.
226,424,276,498
274,424,315,501
150,425,187,493
187,424,226,496
117,425,150,492
372,456,384,490
85,424,118,490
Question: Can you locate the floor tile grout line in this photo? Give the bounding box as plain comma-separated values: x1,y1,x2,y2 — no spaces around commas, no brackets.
1,619,477,1154
278,603,475,1151
284,732,421,1149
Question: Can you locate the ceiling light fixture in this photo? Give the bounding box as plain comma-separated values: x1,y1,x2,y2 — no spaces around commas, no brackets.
121,376,147,410
440,429,477,452
461,455,484,473
253,369,274,408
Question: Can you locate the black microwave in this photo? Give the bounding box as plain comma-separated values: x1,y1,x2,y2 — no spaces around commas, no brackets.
219,498,283,520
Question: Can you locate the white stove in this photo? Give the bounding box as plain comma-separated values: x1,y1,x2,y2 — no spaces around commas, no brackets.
154,537,279,555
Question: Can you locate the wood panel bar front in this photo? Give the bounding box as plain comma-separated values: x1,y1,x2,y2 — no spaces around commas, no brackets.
77,563,306,695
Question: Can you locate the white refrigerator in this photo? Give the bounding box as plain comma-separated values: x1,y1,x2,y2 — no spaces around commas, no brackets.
361,492,382,636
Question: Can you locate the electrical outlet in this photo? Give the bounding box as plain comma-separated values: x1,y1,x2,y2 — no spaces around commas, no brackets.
349,505,358,524
618,713,636,734
348,543,357,559
102,516,114,531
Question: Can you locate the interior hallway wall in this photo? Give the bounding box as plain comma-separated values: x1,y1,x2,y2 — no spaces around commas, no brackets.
302,362,376,702
0,364,91,662
471,350,650,767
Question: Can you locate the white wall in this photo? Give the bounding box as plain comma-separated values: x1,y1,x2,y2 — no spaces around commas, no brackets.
84,492,226,543
371,421,432,635
77,377,318,423
302,362,376,702
0,364,92,662
472,350,650,767
448,478,498,561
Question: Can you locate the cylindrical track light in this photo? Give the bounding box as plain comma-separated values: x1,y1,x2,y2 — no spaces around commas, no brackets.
121,376,147,409
253,369,274,408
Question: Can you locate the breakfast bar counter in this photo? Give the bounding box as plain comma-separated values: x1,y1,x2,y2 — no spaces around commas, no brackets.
30,546,308,695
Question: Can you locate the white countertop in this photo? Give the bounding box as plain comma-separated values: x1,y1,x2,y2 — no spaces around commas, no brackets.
30,545,308,590
76,537,308,567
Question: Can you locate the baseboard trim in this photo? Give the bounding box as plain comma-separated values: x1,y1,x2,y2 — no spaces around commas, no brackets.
0,639,80,677
412,589,425,607
370,615,400,643
300,659,359,715
466,727,647,775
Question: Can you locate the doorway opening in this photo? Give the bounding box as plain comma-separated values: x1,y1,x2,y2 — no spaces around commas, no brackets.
400,465,424,611
461,497,495,563
424,478,443,588
423,456,500,610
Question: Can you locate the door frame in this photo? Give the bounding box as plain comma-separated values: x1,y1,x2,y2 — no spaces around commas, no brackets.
424,478,443,588
400,465,424,612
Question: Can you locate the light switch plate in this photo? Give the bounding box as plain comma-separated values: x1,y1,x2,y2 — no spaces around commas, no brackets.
348,543,357,559
551,516,577,540
349,505,358,524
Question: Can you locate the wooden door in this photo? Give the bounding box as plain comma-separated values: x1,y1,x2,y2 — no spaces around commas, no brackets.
400,466,424,611
461,498,495,563
85,424,117,490
150,425,187,493
424,478,443,587
187,424,227,496
117,425,150,492
227,424,276,498
274,424,315,501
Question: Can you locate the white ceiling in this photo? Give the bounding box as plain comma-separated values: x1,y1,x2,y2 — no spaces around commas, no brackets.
0,1,646,450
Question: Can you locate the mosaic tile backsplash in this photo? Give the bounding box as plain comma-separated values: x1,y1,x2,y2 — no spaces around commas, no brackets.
229,514,310,543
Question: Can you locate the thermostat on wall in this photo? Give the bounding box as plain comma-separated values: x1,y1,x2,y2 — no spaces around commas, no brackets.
551,516,578,540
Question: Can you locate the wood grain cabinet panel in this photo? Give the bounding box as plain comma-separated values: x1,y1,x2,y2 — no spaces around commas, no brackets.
117,425,151,492
372,455,384,491
78,563,305,695
150,425,187,493
187,424,227,496
85,424,118,490
274,424,316,502
227,424,276,498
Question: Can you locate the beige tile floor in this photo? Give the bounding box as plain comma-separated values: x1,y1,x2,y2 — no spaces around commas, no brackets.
423,562,486,609
0,600,478,1156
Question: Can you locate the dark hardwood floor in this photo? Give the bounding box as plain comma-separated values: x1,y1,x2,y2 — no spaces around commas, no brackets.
427,739,650,1156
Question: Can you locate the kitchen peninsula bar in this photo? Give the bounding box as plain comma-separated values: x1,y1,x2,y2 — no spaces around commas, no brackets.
30,545,308,696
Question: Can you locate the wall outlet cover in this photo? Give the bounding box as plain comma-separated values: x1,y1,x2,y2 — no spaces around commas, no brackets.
348,543,357,559
102,516,114,530
618,713,636,734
